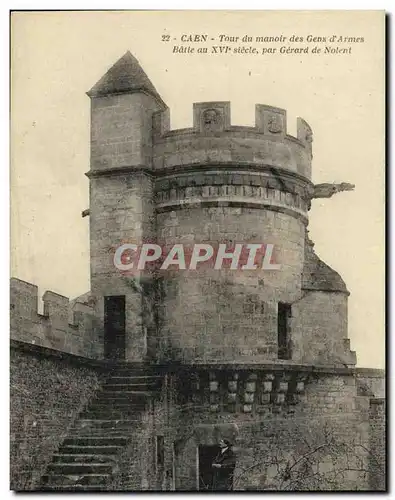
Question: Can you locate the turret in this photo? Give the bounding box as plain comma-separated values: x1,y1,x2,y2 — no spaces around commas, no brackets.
151,102,313,363
87,52,167,361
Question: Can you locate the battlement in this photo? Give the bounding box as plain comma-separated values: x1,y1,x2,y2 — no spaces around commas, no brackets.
153,102,312,142
10,278,98,358
152,102,313,179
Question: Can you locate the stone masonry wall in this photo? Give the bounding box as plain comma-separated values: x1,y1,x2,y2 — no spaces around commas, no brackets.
292,290,355,366
368,399,386,491
10,344,101,490
90,93,161,171
168,370,379,491
155,206,305,363
89,171,156,361
104,374,176,491
152,103,313,180
89,90,162,361
10,278,98,359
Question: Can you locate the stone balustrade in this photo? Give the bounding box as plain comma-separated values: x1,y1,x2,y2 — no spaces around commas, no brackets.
174,366,311,413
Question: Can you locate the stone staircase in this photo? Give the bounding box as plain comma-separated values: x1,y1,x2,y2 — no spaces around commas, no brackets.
40,367,162,491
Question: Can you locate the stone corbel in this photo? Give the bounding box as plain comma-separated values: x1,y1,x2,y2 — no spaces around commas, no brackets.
243,372,258,412
209,372,219,412
227,372,238,404
272,373,291,408
260,373,275,405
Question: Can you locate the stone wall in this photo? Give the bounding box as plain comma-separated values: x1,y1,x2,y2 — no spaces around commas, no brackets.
90,93,161,171
165,366,384,491
292,290,356,366
10,342,102,490
356,369,386,398
106,376,176,491
368,398,386,491
152,103,313,179
88,88,163,362
88,171,156,361
10,278,98,359
9,339,385,492
155,205,305,363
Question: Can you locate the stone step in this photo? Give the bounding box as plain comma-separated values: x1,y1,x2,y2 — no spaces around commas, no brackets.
92,397,149,406
102,384,156,392
41,473,111,486
93,395,151,404
70,429,136,437
81,410,144,420
42,484,111,492
86,402,147,411
108,375,161,384
81,410,141,423
59,445,123,455
96,391,152,399
105,372,156,380
87,396,147,404
52,454,117,464
47,463,114,474
70,424,138,436
105,366,157,374
73,419,140,431
84,407,146,417
63,436,128,447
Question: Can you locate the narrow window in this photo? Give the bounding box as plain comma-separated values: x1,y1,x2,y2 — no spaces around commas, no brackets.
278,303,292,360
156,435,164,468
155,435,165,489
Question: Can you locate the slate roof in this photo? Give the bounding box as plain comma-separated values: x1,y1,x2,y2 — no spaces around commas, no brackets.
87,51,166,108
302,240,348,294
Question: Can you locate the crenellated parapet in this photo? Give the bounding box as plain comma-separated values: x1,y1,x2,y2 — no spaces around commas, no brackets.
10,278,98,358
152,102,313,180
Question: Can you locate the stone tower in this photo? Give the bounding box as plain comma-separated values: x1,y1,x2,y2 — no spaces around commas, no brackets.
86,51,356,368
10,51,385,492
87,52,167,361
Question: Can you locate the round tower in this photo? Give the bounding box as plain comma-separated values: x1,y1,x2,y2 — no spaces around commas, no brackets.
152,102,314,363
87,52,355,367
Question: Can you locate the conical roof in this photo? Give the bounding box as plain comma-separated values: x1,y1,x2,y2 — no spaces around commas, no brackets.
302,237,349,294
87,51,166,107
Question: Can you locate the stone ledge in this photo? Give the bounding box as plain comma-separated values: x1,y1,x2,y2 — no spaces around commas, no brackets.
86,162,314,187
153,126,305,144
173,362,359,377
10,339,384,380
155,183,308,214
369,398,385,404
10,339,150,373
355,368,385,378
156,199,308,224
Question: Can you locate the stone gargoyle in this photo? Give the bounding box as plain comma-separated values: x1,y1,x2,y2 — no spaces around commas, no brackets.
312,182,355,199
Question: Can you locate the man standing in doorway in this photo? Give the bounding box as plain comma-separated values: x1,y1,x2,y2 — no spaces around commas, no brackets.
212,439,236,490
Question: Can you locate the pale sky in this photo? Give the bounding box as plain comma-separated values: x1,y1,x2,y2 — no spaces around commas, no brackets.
10,11,385,368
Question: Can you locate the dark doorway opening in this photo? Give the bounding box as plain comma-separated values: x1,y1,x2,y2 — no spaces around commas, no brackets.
104,295,126,360
198,445,220,491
